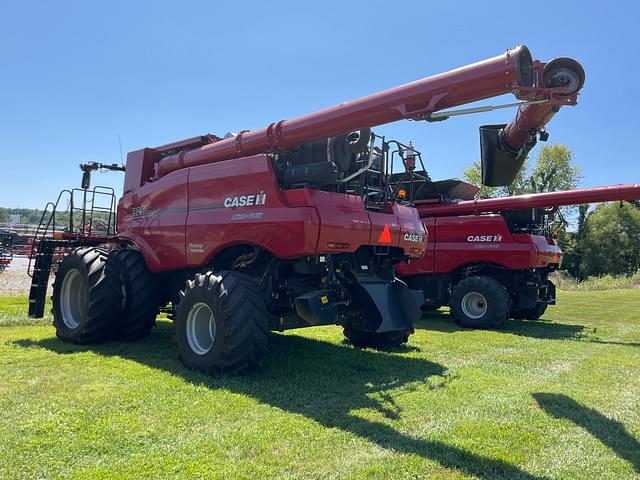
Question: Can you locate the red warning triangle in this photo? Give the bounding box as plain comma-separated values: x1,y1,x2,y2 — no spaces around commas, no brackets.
378,224,392,244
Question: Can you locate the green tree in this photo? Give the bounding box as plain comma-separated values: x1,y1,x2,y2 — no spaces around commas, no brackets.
462,160,530,198
580,203,640,277
463,144,582,198
529,145,582,193
557,204,589,279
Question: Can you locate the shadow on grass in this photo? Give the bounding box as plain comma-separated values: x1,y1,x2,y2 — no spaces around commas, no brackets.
533,393,640,474
417,309,587,341
15,324,546,480
419,310,640,347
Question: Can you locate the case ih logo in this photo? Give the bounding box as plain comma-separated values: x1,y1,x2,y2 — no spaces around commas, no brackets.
224,192,267,208
403,233,424,243
467,234,503,242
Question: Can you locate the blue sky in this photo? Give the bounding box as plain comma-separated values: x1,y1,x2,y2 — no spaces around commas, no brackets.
1,0,638,209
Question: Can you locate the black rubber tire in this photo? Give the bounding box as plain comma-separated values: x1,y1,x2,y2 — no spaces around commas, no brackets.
512,302,548,320
449,276,508,329
343,326,411,349
175,271,269,375
525,302,548,320
108,249,159,340
52,247,123,344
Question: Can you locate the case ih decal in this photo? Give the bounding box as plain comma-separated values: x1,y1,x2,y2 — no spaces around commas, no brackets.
404,233,424,243
467,234,503,242
223,192,267,208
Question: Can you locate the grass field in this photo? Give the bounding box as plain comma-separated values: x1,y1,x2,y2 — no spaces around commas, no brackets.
1,290,639,479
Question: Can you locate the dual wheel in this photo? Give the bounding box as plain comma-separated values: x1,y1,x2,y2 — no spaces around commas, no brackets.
53,247,159,343
449,275,547,329
53,248,269,375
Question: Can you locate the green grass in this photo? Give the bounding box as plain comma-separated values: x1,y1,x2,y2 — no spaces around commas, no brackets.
1,291,639,479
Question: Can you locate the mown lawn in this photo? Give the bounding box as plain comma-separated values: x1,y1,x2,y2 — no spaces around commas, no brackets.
0,290,639,479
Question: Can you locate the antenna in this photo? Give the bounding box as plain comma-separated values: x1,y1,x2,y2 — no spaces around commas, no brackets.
118,134,124,166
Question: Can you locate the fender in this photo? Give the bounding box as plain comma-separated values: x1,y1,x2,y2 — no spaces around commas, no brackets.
117,232,164,273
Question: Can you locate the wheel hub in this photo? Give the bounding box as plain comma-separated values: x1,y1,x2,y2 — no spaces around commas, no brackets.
186,302,216,355
60,269,88,329
461,291,488,319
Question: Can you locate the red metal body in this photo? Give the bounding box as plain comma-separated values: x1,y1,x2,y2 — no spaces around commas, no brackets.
396,214,561,279
405,215,551,272
118,155,427,273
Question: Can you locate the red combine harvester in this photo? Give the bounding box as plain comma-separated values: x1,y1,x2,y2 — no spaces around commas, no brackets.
28,45,583,374
397,183,640,328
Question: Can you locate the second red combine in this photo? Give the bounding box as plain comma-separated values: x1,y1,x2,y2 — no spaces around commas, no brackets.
397,183,640,328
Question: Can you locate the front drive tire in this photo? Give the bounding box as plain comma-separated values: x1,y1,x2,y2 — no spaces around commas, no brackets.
52,247,123,344
512,302,548,320
343,327,412,349
449,276,509,329
175,271,269,375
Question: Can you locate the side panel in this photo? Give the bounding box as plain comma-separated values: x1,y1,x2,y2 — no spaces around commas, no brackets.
394,203,428,258
530,235,562,267
433,215,530,272
306,191,371,254
396,217,434,276
118,169,189,272
368,211,401,248
186,155,319,265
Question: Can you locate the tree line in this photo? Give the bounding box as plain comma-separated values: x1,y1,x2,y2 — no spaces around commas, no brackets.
0,208,47,225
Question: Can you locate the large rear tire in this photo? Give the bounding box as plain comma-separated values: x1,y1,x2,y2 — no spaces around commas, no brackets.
52,247,123,344
343,326,411,349
449,276,508,329
108,249,159,340
175,271,269,375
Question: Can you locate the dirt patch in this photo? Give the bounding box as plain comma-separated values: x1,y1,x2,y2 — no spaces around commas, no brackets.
0,256,53,296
